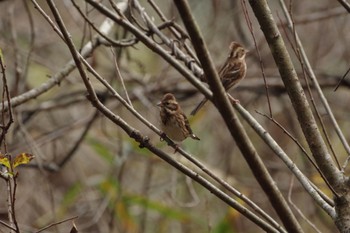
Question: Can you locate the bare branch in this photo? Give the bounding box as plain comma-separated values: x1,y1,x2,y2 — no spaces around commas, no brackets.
248,0,343,190
46,0,280,231
173,0,303,232
235,103,336,218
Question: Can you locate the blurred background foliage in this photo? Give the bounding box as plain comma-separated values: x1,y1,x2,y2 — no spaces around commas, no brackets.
0,0,349,232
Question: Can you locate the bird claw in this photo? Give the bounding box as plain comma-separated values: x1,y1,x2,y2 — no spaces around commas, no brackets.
230,97,240,104
173,144,180,153
159,132,180,153
160,132,167,141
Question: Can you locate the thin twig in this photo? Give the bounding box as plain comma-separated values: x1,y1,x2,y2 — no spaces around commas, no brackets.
47,1,281,230
234,101,335,218
287,176,322,233
87,0,208,94
173,0,302,232
0,219,17,231
279,0,347,171
0,54,13,149
11,175,19,232
22,0,36,85
78,49,286,231
249,0,342,192
277,11,341,171
277,6,347,25
147,0,199,64
0,2,114,111
8,4,22,97
6,178,15,233
334,66,350,91
36,216,79,233
255,110,338,197
31,0,65,41
287,2,340,170
72,0,138,47
241,0,272,117
110,47,133,107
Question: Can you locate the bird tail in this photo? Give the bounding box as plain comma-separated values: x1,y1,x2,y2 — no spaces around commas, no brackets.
190,98,208,116
190,134,200,140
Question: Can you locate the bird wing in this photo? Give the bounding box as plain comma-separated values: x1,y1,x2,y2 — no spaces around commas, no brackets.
182,113,200,140
219,62,242,90
178,113,193,135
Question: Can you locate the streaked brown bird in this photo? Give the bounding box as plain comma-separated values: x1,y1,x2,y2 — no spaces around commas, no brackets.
190,41,248,115
158,93,200,142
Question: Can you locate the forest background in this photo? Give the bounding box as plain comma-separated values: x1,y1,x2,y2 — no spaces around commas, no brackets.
0,0,350,232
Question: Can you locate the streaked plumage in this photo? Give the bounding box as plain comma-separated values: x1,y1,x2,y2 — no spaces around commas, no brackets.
158,93,200,142
190,41,247,115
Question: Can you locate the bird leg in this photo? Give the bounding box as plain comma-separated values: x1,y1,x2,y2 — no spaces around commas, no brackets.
229,95,240,104
159,132,181,153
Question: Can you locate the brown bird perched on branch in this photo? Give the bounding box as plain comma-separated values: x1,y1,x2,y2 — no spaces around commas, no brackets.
190,41,248,115
158,93,200,142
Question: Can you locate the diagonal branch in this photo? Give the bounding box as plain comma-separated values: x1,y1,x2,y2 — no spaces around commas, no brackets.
85,0,211,100
237,105,336,217
248,0,344,191
45,1,281,231
173,0,303,232
337,0,350,13
279,0,346,174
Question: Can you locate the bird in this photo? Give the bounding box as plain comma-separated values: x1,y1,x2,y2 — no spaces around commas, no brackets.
190,41,248,116
157,93,200,142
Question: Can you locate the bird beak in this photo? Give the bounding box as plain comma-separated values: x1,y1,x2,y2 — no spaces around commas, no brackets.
157,102,162,107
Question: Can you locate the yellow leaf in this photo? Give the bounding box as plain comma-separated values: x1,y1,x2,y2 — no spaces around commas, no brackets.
0,155,11,169
13,153,35,168
0,48,4,62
